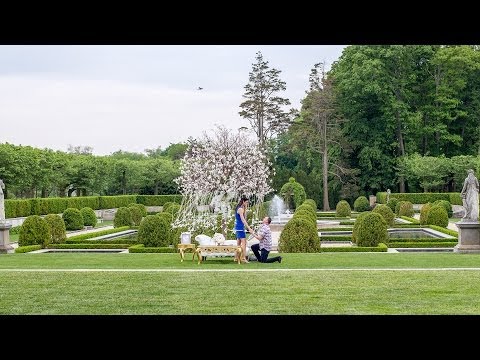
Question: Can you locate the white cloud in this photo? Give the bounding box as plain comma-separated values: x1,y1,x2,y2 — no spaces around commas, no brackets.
0,74,250,155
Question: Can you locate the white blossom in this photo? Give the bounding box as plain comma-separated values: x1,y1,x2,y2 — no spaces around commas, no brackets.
172,125,273,233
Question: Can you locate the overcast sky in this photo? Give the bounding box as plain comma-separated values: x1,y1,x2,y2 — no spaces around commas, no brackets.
0,45,346,155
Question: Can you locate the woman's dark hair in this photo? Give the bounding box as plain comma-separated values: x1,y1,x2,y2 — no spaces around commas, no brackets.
237,196,249,208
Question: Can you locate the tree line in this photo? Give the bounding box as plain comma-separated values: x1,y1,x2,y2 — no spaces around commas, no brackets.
0,143,187,199
239,46,480,209
2,45,480,209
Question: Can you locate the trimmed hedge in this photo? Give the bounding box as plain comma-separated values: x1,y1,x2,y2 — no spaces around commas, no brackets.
136,195,182,206
426,205,449,228
128,244,176,253
280,177,306,210
163,203,180,218
389,242,457,248
393,224,426,228
320,236,353,241
138,215,172,247
44,214,67,244
5,195,184,218
386,198,399,213
279,217,320,253
129,205,143,226
47,244,131,249
293,209,317,225
66,237,138,244
388,238,456,243
15,245,42,253
303,199,317,211
114,207,133,228
321,244,388,252
19,215,50,247
353,196,370,212
352,212,388,247
372,204,395,227
428,225,458,237
80,207,97,227
317,212,341,217
99,195,137,209
339,221,356,225
318,227,353,231
419,203,432,225
376,192,463,205
336,200,351,218
129,203,147,217
433,200,453,218
62,208,84,230
66,226,130,242
397,201,414,217
399,216,420,224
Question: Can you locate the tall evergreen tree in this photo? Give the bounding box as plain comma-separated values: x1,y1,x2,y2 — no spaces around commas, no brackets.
239,51,293,146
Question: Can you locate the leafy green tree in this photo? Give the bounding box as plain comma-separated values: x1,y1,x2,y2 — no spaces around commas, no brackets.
161,143,188,160
398,153,450,192
291,62,351,210
144,158,179,195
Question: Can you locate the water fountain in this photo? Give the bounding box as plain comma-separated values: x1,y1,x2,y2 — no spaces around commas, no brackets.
268,195,294,232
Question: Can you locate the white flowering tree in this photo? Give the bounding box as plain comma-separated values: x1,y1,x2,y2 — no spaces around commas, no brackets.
173,125,273,237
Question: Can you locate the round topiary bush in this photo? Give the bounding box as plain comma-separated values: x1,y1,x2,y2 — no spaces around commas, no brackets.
426,205,448,228
293,209,317,225
129,205,143,226
397,201,414,217
44,214,66,244
19,215,50,247
303,199,317,211
372,204,395,227
433,200,452,218
386,198,399,213
352,211,388,247
419,202,432,225
336,200,351,217
62,208,84,230
280,177,307,210
80,207,97,227
163,203,180,218
129,203,147,217
157,212,175,245
136,203,147,217
354,196,371,212
279,217,320,253
138,215,171,247
162,202,174,213
114,207,133,228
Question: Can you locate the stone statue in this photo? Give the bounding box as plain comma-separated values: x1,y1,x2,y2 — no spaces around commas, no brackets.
386,189,391,203
0,179,5,221
461,169,479,222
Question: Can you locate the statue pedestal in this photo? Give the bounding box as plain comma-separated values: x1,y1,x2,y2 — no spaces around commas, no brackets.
454,221,480,253
0,221,13,253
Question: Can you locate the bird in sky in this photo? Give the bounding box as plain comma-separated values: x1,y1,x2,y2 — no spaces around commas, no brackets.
197,87,203,90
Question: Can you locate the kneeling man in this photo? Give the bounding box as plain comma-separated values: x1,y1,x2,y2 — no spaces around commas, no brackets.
250,216,282,263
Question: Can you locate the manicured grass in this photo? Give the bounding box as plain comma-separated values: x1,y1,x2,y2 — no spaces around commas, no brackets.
2,253,480,314
1,270,480,314
1,252,480,269
9,234,18,242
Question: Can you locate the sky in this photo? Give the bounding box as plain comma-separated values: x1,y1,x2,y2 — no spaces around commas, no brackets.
0,45,346,155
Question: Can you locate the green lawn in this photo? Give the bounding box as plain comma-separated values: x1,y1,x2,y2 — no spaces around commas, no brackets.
2,253,480,314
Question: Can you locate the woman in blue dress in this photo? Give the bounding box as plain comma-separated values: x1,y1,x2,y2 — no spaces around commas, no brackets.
234,195,254,263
